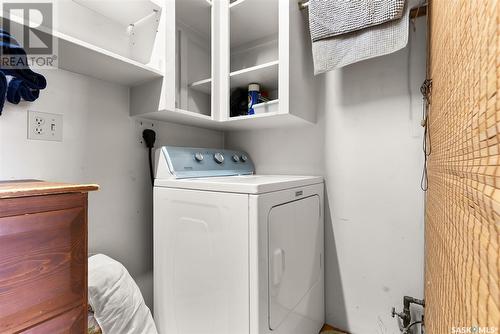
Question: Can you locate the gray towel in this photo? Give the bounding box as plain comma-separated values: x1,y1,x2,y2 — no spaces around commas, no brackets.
309,0,406,41
311,0,421,74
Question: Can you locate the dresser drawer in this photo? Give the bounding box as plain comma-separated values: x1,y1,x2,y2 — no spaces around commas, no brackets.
20,307,85,334
0,197,87,333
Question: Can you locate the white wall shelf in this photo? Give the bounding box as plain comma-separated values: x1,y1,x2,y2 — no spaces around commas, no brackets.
56,31,163,86
189,78,212,94
137,108,220,129
7,3,164,87
221,111,312,130
230,61,279,91
228,99,279,119
72,0,161,26
136,107,314,130
138,98,314,130
252,99,279,114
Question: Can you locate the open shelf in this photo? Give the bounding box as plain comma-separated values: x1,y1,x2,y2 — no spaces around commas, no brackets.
189,78,212,94
230,60,278,91
223,111,313,130
55,31,163,86
72,0,161,26
137,107,312,130
229,99,279,119
230,0,279,48
138,109,219,129
253,99,279,114
5,8,163,86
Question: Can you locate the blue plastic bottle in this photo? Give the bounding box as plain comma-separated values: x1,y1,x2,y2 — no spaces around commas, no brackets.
248,83,260,115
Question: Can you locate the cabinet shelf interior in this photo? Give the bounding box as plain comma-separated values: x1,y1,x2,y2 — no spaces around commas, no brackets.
72,0,161,26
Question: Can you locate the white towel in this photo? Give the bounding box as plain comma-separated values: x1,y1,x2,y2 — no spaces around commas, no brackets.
309,0,406,41
311,0,421,74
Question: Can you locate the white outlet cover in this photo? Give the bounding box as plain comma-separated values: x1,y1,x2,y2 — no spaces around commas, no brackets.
27,110,63,142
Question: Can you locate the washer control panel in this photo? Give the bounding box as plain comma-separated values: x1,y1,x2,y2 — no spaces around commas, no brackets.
162,146,255,179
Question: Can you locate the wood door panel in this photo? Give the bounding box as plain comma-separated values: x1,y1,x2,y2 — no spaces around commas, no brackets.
0,206,86,333
20,307,85,334
426,0,500,332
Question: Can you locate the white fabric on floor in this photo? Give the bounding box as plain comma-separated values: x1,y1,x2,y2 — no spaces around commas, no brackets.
88,254,158,334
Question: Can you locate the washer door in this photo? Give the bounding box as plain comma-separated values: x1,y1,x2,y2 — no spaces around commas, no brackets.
268,195,322,330
154,187,249,334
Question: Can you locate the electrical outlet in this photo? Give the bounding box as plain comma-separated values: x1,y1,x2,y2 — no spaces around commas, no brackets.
136,119,156,145
27,110,63,141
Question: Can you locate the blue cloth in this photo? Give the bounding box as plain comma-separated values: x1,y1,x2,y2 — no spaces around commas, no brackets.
0,30,47,114
0,72,7,115
0,31,47,90
7,77,40,104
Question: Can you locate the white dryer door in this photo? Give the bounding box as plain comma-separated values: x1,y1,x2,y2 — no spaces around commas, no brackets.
268,195,322,330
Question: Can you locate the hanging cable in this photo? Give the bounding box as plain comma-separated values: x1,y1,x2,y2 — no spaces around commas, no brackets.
403,321,423,334
419,0,432,192
420,79,432,191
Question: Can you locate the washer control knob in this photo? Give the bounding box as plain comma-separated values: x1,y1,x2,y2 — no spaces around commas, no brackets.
232,154,240,162
241,154,248,162
214,152,225,164
194,152,204,162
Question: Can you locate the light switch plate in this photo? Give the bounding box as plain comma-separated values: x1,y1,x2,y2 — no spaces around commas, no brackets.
27,110,63,141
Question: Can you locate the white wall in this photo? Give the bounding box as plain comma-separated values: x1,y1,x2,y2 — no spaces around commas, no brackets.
225,19,427,334
0,69,224,308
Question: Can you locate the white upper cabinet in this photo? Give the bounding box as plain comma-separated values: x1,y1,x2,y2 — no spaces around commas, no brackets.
130,0,318,129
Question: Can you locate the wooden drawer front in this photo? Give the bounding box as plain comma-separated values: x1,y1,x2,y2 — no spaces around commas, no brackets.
20,307,85,334
0,193,86,218
0,206,87,333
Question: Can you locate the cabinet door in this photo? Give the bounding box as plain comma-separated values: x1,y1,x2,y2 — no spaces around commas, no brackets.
165,0,214,118
0,194,87,333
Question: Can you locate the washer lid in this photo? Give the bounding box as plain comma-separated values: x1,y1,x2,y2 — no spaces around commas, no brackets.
154,175,323,194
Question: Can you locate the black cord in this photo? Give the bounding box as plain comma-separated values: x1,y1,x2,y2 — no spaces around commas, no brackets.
420,117,429,191
405,321,423,333
148,147,154,185
142,129,156,186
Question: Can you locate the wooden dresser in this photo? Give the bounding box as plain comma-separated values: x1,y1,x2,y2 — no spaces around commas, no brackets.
0,181,98,334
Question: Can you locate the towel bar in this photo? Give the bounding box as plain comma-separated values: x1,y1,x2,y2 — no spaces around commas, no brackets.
298,1,428,18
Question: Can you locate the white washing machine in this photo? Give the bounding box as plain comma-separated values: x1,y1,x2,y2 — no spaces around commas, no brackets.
154,146,324,334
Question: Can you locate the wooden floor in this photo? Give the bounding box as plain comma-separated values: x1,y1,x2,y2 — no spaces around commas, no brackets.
320,324,348,334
